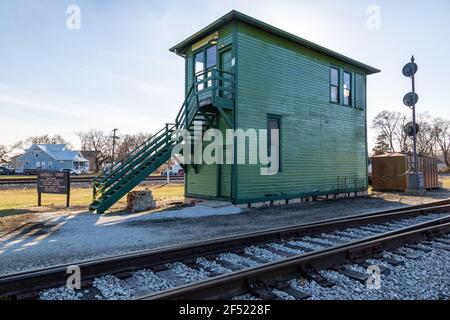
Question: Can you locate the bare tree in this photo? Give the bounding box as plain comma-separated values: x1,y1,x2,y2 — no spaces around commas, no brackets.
12,135,72,152
371,110,402,153
115,132,152,162
432,118,450,168
415,113,436,156
26,134,71,146
0,145,7,160
77,130,111,172
394,113,410,152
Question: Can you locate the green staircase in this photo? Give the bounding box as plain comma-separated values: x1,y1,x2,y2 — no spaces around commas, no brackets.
89,69,234,214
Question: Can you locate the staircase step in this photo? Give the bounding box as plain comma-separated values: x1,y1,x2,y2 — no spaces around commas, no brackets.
89,126,174,214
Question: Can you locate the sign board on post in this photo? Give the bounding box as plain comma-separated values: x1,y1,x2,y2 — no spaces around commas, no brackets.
37,171,71,207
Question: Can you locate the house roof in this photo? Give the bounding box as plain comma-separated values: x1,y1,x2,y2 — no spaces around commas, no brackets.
19,144,89,162
169,10,380,75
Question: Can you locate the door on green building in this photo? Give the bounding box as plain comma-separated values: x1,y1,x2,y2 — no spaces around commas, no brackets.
219,48,233,98
218,48,233,198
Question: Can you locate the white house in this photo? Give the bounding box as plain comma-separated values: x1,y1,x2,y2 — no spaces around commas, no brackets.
17,144,89,173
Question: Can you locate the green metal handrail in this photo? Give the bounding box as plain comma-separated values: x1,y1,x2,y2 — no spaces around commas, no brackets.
182,69,235,130
101,126,172,186
92,69,235,203
93,126,168,185
93,125,175,199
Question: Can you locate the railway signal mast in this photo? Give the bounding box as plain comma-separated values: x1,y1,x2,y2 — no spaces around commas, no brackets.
402,56,424,193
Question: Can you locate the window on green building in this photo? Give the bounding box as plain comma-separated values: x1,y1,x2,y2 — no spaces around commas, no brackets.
330,67,340,103
206,46,217,87
206,46,217,69
194,51,205,91
194,45,217,90
343,71,352,106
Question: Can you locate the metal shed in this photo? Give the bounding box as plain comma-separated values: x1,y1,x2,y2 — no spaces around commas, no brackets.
371,153,439,191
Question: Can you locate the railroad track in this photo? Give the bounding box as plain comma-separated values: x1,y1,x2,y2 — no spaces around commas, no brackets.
1,200,450,300
0,176,184,185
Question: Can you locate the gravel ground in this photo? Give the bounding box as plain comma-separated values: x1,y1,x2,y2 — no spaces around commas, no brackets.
217,252,259,268
133,269,175,292
288,243,450,300
40,286,83,300
168,262,210,283
245,246,284,262
268,243,306,255
196,257,233,274
92,275,132,300
37,220,449,300
1,190,449,276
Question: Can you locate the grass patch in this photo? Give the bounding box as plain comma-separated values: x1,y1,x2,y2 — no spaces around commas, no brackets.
440,176,450,189
0,184,184,217
0,175,36,180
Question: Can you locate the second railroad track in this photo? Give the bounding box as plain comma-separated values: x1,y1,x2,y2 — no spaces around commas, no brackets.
1,199,450,300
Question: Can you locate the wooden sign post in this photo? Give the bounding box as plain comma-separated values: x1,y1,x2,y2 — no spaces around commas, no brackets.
37,171,71,207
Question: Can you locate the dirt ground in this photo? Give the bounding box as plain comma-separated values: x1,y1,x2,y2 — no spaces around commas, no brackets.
0,188,449,276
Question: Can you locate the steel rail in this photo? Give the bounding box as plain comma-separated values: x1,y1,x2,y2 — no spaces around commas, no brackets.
0,200,449,299
141,219,450,300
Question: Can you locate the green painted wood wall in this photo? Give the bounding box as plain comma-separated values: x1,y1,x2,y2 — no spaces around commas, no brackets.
184,26,234,198
183,21,369,203
234,22,368,203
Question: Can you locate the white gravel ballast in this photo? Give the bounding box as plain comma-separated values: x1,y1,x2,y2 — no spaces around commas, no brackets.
287,245,450,300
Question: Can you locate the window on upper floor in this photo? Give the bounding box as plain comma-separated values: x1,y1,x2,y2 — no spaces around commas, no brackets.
194,45,217,90
194,51,205,91
206,46,217,69
330,67,340,103
343,71,352,106
206,46,217,88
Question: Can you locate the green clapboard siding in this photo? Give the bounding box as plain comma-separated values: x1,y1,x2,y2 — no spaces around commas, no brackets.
235,22,368,203
186,163,218,197
185,26,233,198
182,19,370,203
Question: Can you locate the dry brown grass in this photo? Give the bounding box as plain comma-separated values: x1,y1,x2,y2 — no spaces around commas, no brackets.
0,184,184,217
440,176,450,189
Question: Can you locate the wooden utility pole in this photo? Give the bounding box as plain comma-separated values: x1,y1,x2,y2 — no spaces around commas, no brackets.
111,128,119,165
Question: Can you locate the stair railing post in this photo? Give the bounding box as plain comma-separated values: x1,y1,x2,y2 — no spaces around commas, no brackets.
165,123,169,144
213,69,217,98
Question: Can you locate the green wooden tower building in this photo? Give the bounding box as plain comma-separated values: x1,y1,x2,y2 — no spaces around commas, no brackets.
90,10,380,214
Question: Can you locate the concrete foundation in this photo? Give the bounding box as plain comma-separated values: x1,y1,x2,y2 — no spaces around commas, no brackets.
184,197,234,208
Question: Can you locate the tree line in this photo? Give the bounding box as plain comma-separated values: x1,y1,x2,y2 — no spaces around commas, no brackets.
372,110,450,168
2,111,449,171
0,130,152,172
76,130,151,171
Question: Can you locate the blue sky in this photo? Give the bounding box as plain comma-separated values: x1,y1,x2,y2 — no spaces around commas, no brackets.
0,0,449,151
